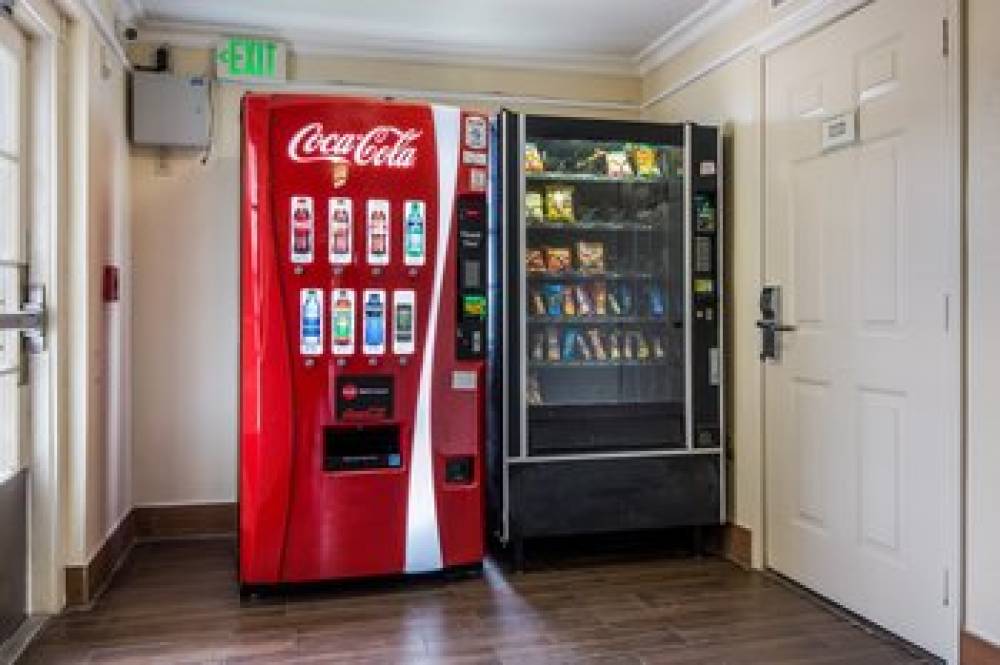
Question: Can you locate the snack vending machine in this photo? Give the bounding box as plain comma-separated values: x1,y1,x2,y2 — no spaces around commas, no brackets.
489,114,724,563
240,95,489,585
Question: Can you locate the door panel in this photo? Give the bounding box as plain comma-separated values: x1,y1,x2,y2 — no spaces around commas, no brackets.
0,15,28,644
764,0,956,659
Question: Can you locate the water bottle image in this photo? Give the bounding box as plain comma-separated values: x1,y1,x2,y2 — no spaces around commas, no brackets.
302,290,322,353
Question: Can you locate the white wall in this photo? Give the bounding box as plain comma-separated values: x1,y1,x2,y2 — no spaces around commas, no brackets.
965,0,1000,647
128,45,640,507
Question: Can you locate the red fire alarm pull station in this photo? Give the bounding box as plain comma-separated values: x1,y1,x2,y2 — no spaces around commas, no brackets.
103,265,120,303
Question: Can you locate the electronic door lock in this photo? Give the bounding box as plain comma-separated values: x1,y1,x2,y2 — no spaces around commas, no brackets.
757,285,794,362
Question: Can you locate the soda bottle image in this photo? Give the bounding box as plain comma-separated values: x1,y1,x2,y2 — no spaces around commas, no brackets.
290,197,314,263
404,201,425,264
333,295,352,345
364,291,385,350
333,210,349,254
367,200,390,265
301,290,322,354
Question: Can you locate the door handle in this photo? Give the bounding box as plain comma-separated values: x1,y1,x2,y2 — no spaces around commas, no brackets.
756,320,797,333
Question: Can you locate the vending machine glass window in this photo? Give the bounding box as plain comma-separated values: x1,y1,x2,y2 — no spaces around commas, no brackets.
522,136,686,455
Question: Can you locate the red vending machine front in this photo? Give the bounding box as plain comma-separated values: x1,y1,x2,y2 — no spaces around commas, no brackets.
240,95,489,584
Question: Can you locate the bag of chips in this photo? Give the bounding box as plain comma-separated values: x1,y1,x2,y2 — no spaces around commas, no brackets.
631,144,661,178
525,190,544,221
606,151,632,178
525,143,545,173
526,248,546,273
593,281,608,316
545,185,575,222
577,242,605,273
545,247,572,273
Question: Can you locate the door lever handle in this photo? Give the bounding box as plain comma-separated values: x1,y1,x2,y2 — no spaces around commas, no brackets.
755,320,797,332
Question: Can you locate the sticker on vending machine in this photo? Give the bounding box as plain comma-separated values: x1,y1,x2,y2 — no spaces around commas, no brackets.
300,288,324,355
469,168,486,192
331,288,355,356
328,198,353,265
403,200,426,267
290,196,314,264
366,199,390,266
464,115,487,150
392,290,416,355
362,289,386,355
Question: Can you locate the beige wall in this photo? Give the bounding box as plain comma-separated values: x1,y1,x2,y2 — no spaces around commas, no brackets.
642,47,763,568
62,0,132,569
128,44,640,507
965,0,1000,647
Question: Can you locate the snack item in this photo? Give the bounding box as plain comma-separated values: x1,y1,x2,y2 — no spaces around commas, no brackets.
631,331,651,360
525,143,545,173
606,151,632,178
576,332,593,361
526,248,546,273
575,285,594,316
527,374,543,405
526,190,545,221
562,329,578,361
577,242,605,273
545,247,572,273
588,329,607,360
531,289,546,316
652,335,667,359
547,327,561,361
622,332,635,360
608,332,622,360
618,284,634,316
631,144,661,178
562,287,576,317
648,284,666,317
543,284,563,317
531,332,545,361
545,185,575,222
593,282,608,316
607,289,622,316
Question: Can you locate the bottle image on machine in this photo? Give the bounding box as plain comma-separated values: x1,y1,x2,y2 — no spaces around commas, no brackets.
362,289,386,355
366,200,390,266
300,288,323,355
328,198,353,265
331,288,355,356
392,290,416,355
290,196,314,264
403,200,426,267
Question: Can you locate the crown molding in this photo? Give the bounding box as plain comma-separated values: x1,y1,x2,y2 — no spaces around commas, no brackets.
635,0,757,75
133,18,638,76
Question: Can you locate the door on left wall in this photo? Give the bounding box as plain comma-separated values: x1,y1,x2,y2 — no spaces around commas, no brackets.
0,13,30,645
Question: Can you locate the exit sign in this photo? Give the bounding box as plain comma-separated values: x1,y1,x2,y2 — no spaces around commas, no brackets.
216,38,286,82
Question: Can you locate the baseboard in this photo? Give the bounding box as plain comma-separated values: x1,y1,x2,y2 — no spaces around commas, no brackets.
134,502,237,540
64,502,236,608
963,631,1000,665
64,511,136,607
706,523,752,569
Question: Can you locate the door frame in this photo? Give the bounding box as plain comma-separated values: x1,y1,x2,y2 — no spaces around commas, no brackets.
758,0,963,661
5,0,67,619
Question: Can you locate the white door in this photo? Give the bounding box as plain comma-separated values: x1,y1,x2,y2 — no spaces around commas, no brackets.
0,14,29,643
763,0,957,659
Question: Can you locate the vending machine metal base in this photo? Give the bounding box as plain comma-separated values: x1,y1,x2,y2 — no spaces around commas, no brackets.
488,113,725,565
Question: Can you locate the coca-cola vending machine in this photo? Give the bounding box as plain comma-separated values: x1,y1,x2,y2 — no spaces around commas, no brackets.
240,94,489,586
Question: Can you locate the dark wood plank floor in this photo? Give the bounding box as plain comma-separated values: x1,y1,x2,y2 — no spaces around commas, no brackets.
19,539,935,664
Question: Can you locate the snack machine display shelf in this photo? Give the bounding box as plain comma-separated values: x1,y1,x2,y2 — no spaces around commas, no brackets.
525,221,657,232
529,359,672,368
528,315,668,324
526,270,658,281
526,172,669,184
528,400,684,420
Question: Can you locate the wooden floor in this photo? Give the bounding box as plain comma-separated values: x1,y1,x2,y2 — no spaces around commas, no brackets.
19,538,936,665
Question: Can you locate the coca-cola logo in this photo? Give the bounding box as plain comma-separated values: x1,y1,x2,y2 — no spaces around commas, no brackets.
341,384,358,401
288,122,421,168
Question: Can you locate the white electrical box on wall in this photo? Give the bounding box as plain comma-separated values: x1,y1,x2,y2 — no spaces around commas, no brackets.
130,72,211,148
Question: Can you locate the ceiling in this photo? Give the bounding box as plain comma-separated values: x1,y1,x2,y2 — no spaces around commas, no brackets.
123,0,726,74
